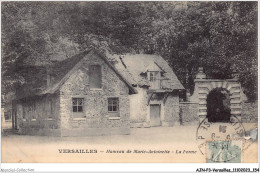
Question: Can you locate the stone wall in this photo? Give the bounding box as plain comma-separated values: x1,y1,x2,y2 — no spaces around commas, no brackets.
129,87,148,127
241,101,258,123
59,53,130,136
179,102,199,125
16,94,60,136
164,93,180,126
178,101,257,124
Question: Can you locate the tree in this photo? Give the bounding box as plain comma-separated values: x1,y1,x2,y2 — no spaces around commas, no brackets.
137,2,257,101
1,2,257,101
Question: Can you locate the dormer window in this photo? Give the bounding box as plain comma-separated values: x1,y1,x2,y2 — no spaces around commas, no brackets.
150,72,154,81
148,71,161,89
144,62,164,90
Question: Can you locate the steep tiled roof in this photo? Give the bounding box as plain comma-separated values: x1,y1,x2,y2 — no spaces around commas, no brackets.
16,49,137,100
42,50,92,94
107,54,184,90
49,50,92,86
43,49,137,94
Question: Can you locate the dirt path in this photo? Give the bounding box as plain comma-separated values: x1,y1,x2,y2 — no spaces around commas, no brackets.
1,124,258,163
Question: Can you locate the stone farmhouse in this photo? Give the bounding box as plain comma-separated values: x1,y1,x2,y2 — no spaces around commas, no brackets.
108,54,184,127
13,49,137,136
12,49,184,136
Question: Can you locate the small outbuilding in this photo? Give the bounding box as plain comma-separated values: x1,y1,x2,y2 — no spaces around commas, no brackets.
13,49,137,136
109,54,184,127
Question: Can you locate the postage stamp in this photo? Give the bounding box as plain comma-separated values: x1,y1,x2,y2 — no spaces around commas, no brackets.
206,140,242,163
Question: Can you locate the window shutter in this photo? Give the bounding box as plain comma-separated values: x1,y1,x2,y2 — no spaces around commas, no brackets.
89,65,102,88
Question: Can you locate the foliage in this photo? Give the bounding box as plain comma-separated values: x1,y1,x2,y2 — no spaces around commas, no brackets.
1,2,257,101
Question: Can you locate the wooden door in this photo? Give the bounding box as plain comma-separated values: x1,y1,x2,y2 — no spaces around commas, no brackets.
150,104,161,127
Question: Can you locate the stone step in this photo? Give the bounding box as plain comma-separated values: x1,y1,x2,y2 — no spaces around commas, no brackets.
198,90,209,95
198,112,207,116
198,84,210,88
230,99,241,104
199,100,207,105
230,94,240,99
230,83,241,88
231,111,241,115
199,106,207,110
229,89,240,94
230,105,241,109
198,95,207,99
198,87,209,92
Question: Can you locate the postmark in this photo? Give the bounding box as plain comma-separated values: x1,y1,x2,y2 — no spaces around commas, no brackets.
242,124,258,152
196,115,245,155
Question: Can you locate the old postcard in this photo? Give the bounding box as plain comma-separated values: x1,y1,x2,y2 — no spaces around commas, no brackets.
1,1,258,167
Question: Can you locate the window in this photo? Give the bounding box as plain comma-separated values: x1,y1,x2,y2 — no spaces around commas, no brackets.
72,98,84,112
149,72,155,81
108,98,119,114
89,65,102,88
148,71,161,89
